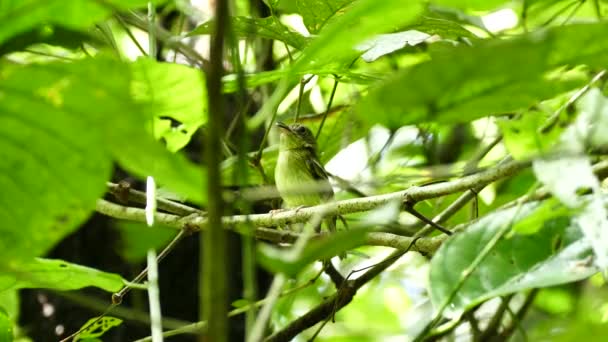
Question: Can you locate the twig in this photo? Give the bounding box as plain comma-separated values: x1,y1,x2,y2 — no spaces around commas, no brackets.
107,182,200,216
541,70,607,133
315,77,340,139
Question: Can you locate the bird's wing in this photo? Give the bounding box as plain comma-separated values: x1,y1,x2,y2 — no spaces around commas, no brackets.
305,151,334,200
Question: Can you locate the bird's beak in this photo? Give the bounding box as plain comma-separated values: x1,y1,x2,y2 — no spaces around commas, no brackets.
276,121,291,132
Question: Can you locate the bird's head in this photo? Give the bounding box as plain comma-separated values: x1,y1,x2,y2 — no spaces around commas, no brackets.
276,122,316,150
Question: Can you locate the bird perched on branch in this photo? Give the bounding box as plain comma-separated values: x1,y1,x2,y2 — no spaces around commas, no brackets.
274,121,336,233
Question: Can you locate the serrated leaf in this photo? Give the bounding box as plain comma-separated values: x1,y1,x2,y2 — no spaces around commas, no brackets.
190,16,309,50
430,202,597,318
291,0,424,73
0,258,125,293
406,16,476,41
296,0,353,34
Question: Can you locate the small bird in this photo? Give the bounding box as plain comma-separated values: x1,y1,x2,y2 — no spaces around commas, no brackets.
274,121,336,233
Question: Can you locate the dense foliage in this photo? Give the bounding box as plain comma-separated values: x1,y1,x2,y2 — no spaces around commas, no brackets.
2,0,608,341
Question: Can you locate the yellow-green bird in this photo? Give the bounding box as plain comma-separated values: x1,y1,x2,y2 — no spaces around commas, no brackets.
275,122,336,233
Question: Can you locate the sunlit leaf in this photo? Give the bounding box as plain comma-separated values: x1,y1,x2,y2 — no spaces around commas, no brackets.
357,23,608,129
291,0,424,73
131,59,207,152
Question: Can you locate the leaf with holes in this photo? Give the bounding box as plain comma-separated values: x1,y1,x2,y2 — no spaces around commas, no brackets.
74,316,123,341
131,59,207,152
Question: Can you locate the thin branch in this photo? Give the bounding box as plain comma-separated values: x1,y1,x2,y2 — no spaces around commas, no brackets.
107,182,200,216
315,77,339,139
541,69,607,133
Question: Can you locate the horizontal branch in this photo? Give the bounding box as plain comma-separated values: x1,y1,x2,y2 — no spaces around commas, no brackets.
95,199,444,254
98,159,528,229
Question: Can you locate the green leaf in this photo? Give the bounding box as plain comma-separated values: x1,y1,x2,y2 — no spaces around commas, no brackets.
0,60,112,259
0,25,103,56
0,307,12,342
114,221,176,263
291,0,424,73
405,16,476,41
190,16,309,50
296,0,353,34
131,59,207,152
74,316,123,341
0,290,18,325
356,23,608,128
433,0,511,11
497,110,563,160
430,202,597,317
222,68,378,94
0,0,160,44
0,258,125,293
258,229,368,277
0,58,205,263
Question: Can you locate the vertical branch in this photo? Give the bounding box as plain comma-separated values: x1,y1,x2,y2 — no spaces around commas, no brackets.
147,2,156,59
201,0,230,341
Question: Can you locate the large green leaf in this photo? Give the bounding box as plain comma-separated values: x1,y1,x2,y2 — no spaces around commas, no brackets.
429,202,597,317
0,60,112,259
190,16,309,50
356,23,608,128
0,58,204,262
0,0,160,44
0,258,125,293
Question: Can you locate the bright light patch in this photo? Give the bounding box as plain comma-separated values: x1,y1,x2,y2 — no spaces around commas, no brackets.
482,8,518,33
146,176,157,226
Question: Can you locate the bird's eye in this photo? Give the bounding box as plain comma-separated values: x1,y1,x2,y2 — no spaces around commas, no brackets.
296,126,306,133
